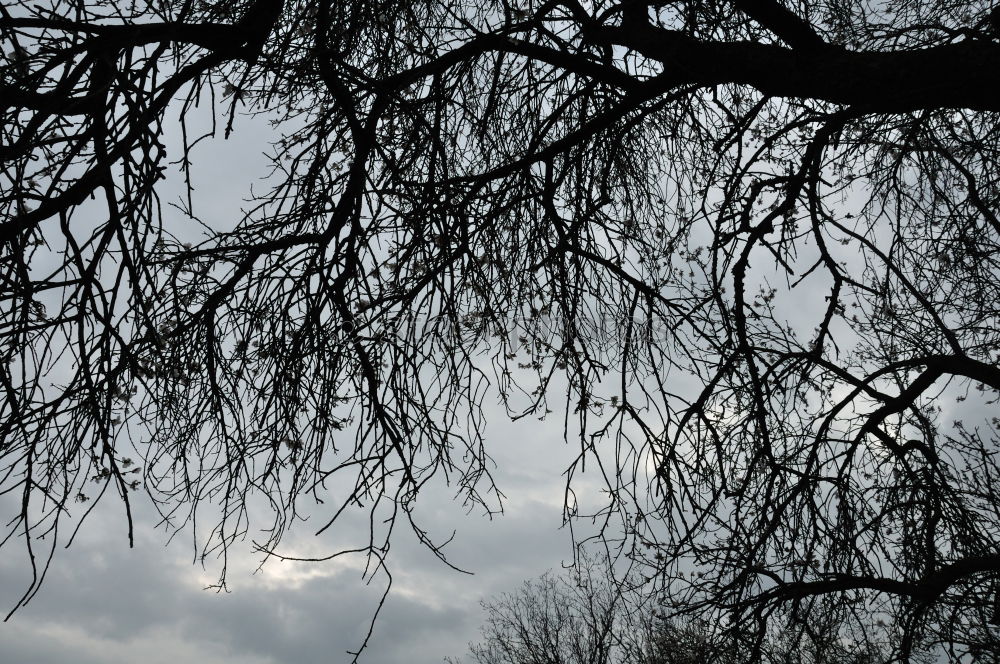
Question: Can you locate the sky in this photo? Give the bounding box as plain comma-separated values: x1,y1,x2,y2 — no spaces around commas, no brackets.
0,407,585,663
0,21,853,662
3,32,994,664
0,104,595,662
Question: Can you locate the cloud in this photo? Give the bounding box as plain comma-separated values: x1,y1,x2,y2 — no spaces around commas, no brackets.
0,423,574,664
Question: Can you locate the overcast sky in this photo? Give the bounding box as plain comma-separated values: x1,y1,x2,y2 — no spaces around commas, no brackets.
0,105,598,663
0,405,588,663
3,49,989,664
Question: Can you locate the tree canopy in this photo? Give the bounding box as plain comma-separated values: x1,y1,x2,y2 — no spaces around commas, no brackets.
4,0,1000,659
454,562,900,664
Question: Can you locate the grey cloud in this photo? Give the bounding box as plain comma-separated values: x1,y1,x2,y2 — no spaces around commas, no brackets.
0,444,572,664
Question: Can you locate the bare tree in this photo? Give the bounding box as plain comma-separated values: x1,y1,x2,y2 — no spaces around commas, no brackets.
453,564,899,664
453,563,639,664
4,0,1000,659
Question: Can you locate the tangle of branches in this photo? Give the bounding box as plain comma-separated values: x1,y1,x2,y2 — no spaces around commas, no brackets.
4,0,1000,659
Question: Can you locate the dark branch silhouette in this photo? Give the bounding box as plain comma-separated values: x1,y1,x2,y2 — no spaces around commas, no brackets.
4,0,1000,659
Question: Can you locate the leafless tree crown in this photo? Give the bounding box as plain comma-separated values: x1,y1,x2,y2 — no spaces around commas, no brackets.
3,0,1000,658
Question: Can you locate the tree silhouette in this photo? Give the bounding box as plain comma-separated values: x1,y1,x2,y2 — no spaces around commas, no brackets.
455,564,639,664
4,0,1000,659
453,563,903,664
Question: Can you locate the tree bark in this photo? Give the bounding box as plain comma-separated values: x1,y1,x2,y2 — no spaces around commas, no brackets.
602,22,1000,113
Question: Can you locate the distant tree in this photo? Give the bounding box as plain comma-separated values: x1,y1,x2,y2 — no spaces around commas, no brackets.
453,565,902,664
454,563,636,664
4,0,1000,659
640,616,733,664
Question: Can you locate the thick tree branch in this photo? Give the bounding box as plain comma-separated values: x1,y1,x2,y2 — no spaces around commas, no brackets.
601,23,1000,112
756,555,1000,605
729,0,826,50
